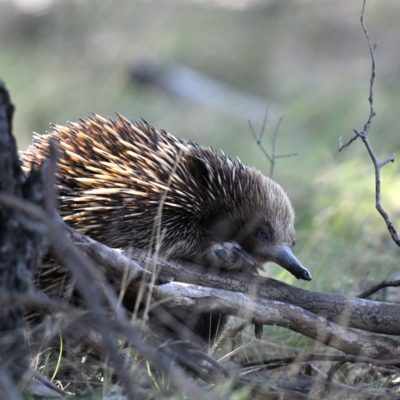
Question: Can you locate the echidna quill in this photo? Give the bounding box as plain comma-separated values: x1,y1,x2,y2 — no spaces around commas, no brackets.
21,114,311,281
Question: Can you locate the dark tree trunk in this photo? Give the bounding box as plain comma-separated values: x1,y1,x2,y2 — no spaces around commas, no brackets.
0,81,49,393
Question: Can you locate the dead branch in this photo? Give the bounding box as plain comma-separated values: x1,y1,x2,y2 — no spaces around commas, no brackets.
357,279,400,299
24,372,67,399
150,282,400,359
338,0,400,246
0,181,137,396
242,353,347,369
4,208,396,358
0,193,214,400
326,354,400,383
248,110,297,178
17,216,399,340
126,249,400,336
33,222,400,337
0,293,81,316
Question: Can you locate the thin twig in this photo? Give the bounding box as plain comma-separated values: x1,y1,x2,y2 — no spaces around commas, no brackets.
338,0,400,246
248,110,297,178
357,279,400,299
0,293,81,316
274,153,298,159
189,350,230,377
248,115,272,164
259,106,269,143
242,353,347,370
29,370,68,397
338,134,358,151
326,354,400,383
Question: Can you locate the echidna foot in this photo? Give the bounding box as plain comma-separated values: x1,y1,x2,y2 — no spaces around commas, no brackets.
202,242,265,274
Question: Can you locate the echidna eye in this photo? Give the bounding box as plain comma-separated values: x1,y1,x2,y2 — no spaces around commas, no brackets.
257,227,270,242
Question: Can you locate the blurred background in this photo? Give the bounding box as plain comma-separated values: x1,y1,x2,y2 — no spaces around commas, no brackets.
1,0,399,302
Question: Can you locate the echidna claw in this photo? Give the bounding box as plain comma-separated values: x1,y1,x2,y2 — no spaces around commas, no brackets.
209,242,264,273
232,246,265,271
215,248,230,262
232,246,254,265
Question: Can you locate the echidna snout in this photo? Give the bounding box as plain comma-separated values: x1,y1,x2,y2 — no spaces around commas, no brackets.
203,214,311,280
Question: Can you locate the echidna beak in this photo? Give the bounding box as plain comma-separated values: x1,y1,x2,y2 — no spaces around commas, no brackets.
273,245,312,281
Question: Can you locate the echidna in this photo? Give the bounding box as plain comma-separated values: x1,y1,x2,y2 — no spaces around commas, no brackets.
21,114,311,343
22,114,310,280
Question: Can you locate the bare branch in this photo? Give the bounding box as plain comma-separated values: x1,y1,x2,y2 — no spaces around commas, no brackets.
151,282,400,358
378,153,396,168
249,111,297,178
0,193,213,400
326,354,400,383
243,353,348,369
338,134,358,151
357,279,400,299
7,202,398,340
338,0,400,246
127,249,400,336
259,106,269,143
268,116,281,178
248,117,273,164
274,153,298,159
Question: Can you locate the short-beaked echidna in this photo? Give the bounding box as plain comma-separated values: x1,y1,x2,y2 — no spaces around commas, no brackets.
21,114,311,282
